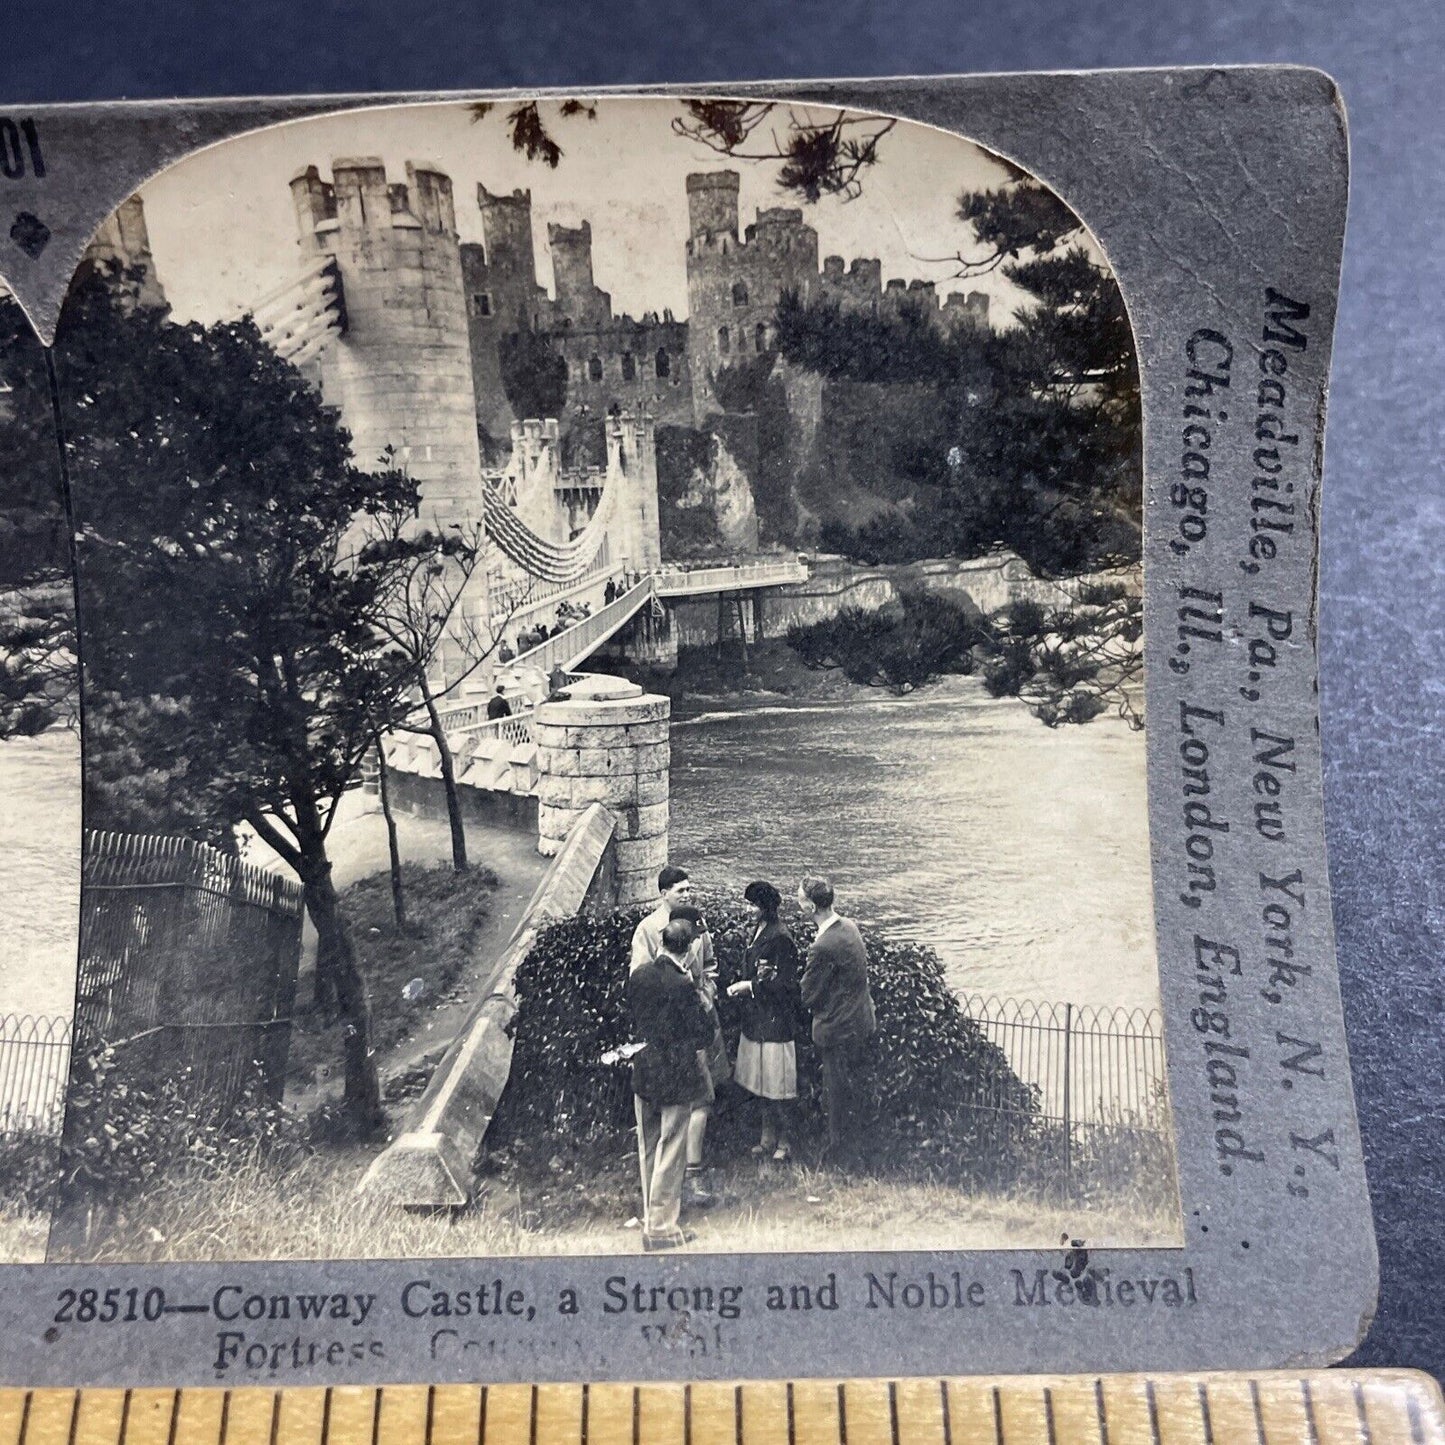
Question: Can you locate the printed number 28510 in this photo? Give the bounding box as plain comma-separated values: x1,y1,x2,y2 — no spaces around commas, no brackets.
54,1287,165,1324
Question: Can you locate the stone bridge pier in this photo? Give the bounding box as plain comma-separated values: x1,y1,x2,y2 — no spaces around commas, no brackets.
534,678,670,906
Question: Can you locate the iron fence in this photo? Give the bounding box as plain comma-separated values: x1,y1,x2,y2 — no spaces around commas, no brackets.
72,831,305,1113
959,994,1170,1174
0,1014,71,1135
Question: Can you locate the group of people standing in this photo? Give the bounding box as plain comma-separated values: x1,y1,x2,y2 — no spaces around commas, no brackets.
625,865,877,1253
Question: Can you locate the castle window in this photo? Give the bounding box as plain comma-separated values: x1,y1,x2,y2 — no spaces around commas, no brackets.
472,292,492,318
732,280,749,307
717,326,730,355
755,322,768,352
621,351,636,382
655,348,671,379
588,355,603,383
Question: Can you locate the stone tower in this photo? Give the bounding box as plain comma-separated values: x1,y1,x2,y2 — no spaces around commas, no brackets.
547,221,611,326
475,184,542,331
78,195,167,311
686,170,740,243
685,170,817,420
605,410,662,572
290,159,486,541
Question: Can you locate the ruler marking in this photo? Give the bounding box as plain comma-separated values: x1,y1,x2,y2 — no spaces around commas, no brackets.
1303,1379,1321,1445
16,1394,31,1445
165,1392,181,1445
119,1391,133,1445
527,1389,537,1445
268,1394,281,1445
1094,1381,1109,1445
841,1384,852,1445
1407,1393,1426,1445
318,1391,332,1445
787,1384,796,1445
1354,1381,1373,1445
1044,1388,1057,1445
371,1391,383,1445
1197,1384,1214,1445
1145,1382,1161,1445
479,1386,489,1445
940,1382,953,1445
631,1388,639,1445
424,1390,434,1445
733,1386,743,1445
1250,1382,1266,1445
992,1387,1003,1445
219,1394,231,1445
580,1386,589,1445
64,1391,80,1445
684,1385,692,1445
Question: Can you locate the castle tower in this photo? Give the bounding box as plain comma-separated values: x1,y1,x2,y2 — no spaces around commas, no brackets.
476,185,541,331
685,171,816,421
78,195,167,311
290,159,485,537
548,221,611,326
290,159,489,655
605,410,661,572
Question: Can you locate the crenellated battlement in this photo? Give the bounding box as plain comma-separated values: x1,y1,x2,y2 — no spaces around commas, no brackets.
290,159,459,242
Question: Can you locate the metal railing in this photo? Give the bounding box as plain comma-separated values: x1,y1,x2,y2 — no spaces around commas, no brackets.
506,578,656,676
654,559,809,596
0,1014,71,1136
959,994,1169,1174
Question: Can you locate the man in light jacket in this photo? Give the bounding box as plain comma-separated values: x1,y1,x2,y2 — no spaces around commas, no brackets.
797,875,876,1168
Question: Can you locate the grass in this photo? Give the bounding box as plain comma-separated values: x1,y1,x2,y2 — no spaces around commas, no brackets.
47,1130,1180,1264
287,862,500,1086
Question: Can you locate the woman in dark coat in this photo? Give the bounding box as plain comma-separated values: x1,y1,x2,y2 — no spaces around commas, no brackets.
726,880,803,1161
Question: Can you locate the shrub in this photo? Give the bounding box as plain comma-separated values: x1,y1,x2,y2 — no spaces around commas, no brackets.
489,889,1040,1187
786,591,979,694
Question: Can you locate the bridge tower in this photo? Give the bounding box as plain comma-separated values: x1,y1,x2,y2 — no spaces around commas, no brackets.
605,409,662,572
290,160,486,538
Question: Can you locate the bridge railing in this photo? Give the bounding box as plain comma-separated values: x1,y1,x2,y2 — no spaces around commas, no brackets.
654,559,809,596
508,578,656,676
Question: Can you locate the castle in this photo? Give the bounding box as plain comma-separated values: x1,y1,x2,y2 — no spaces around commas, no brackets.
86,155,993,571
457,166,989,437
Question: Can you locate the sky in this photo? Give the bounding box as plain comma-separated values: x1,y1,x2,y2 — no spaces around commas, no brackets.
134,98,1079,328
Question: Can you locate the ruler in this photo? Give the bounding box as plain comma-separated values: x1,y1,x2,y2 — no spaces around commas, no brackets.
0,1374,1440,1445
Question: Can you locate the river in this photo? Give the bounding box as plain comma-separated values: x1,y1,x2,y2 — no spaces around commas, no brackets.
0,731,81,1020
669,675,1158,1012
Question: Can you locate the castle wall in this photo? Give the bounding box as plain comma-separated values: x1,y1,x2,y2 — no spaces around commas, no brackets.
78,195,167,311
550,318,693,429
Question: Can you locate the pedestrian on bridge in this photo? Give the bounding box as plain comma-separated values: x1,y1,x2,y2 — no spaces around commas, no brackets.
486,685,511,721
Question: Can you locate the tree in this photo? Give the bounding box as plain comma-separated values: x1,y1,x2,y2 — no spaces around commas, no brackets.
497,329,568,424
59,269,446,1130
0,295,79,740
361,502,531,876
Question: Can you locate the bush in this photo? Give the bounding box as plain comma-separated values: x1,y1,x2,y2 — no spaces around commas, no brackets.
488,890,1040,1187
786,590,979,694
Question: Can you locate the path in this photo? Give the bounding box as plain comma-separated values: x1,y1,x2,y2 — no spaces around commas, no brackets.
261,789,548,1108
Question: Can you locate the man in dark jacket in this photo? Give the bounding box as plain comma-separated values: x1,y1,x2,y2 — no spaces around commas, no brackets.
626,917,715,1250
797,875,876,1168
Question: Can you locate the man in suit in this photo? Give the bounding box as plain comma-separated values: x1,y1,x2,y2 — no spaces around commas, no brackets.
797,875,876,1169
626,917,716,1251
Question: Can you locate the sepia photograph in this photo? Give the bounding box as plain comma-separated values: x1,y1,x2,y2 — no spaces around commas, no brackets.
0,95,1178,1264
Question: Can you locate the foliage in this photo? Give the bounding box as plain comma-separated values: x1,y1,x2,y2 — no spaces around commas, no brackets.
56,263,453,1125
786,589,979,694
0,581,77,739
490,890,1039,1187
287,862,501,1085
980,590,1143,729
0,1130,62,1213
498,328,568,424
656,425,727,557
56,1042,308,1211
